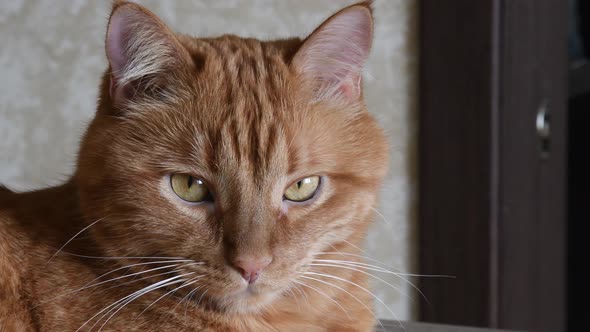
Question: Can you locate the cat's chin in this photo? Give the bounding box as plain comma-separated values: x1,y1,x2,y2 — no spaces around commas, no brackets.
213,285,280,314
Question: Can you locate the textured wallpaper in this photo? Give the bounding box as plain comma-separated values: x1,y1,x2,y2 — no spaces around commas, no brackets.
0,0,418,321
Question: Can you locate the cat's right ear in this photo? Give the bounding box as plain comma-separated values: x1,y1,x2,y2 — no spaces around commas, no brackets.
105,1,191,105
291,2,373,103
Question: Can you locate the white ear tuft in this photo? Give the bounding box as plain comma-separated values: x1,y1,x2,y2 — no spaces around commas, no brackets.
106,2,188,103
292,3,373,102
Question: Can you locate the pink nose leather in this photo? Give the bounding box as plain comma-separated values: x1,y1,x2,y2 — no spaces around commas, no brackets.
233,256,272,284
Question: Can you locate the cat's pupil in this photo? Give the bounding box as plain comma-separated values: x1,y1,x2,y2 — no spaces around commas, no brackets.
297,181,302,189
187,176,193,188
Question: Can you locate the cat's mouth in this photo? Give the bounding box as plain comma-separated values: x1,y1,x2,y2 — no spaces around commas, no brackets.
233,282,268,298
226,281,274,298
194,282,280,314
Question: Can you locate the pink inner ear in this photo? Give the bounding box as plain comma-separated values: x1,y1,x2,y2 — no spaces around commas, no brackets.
106,10,130,78
104,4,188,105
293,5,373,101
338,74,362,100
106,9,135,100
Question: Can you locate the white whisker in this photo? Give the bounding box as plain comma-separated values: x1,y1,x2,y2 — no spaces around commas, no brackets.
284,286,302,312
36,261,190,308
314,259,453,278
134,276,203,321
309,262,413,303
96,275,192,332
108,269,182,290
196,288,209,307
59,252,187,260
303,272,404,332
292,279,351,320
179,285,203,320
328,236,366,254
299,276,385,331
97,259,205,291
45,217,108,266
369,206,392,227
318,251,453,303
291,281,310,308
320,252,448,277
77,274,191,332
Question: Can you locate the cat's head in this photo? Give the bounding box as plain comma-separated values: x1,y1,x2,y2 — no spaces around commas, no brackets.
76,1,388,314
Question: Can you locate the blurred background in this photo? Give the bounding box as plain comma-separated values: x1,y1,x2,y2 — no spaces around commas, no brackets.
0,0,418,323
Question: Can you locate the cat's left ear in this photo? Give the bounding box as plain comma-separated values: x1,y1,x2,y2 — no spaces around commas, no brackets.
105,1,191,104
292,2,373,102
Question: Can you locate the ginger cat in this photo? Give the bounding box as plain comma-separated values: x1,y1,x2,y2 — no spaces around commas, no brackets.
0,1,389,331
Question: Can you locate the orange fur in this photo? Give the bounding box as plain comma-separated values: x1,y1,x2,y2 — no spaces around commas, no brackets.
0,1,389,331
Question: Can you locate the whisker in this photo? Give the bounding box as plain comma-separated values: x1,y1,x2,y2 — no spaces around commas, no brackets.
196,288,209,307
134,276,203,321
314,259,391,273
319,252,405,272
294,282,309,304
328,237,366,255
300,275,386,331
315,258,454,279
107,269,182,290
96,276,192,332
181,261,206,267
36,261,189,307
179,285,204,320
92,260,204,294
369,206,392,227
45,217,108,266
318,252,453,303
309,262,414,303
86,259,191,285
311,261,423,305
76,274,190,332
292,279,351,320
284,286,302,312
303,272,404,332
290,281,310,310
95,272,195,332
319,252,454,279
59,252,187,260
86,264,179,290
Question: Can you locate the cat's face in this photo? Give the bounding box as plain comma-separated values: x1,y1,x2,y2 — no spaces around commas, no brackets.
76,1,388,314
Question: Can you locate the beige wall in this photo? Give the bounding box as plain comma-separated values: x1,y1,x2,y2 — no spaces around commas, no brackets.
0,0,418,320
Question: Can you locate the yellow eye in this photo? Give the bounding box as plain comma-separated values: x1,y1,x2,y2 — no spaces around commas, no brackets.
284,176,321,202
170,174,210,202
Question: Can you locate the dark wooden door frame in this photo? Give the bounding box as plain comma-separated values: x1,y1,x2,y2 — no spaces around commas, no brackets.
418,1,567,332
418,0,497,327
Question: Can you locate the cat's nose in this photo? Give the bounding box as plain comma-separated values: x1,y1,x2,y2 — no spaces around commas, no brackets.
232,255,272,284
